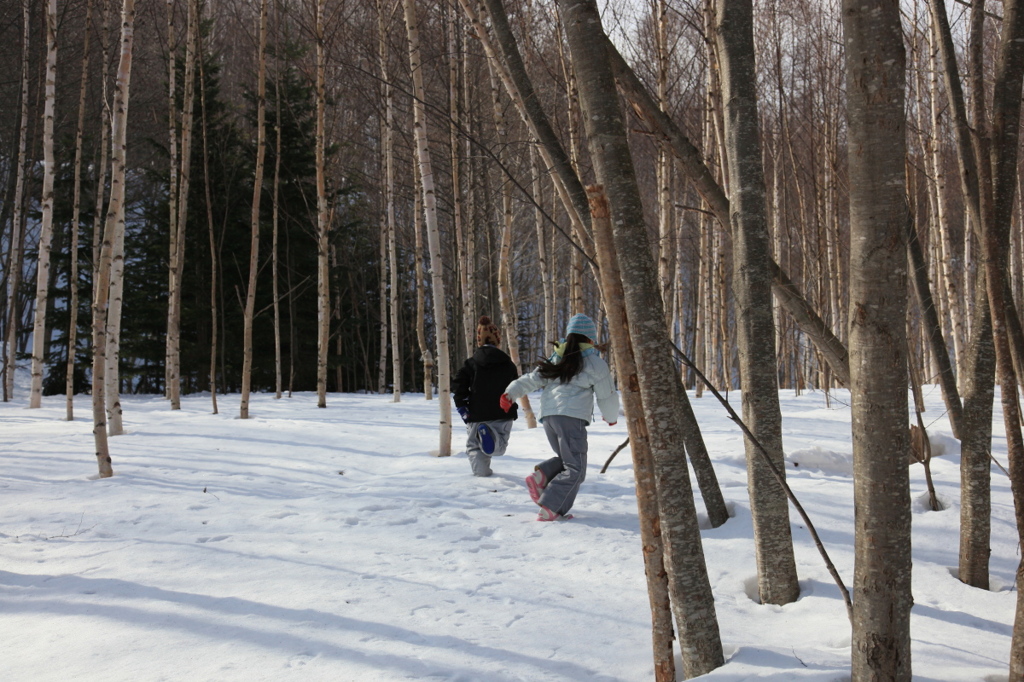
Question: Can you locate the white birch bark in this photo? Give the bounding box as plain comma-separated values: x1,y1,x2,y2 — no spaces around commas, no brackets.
588,187,675,682
384,0,401,402
272,9,282,401
387,189,401,401
715,0,800,605
91,0,112,298
487,60,536,427
842,0,912,676
927,18,963,376
448,3,473,360
532,147,554,345
402,0,451,455
561,37,584,315
411,154,432,399
654,0,674,330
28,0,59,409
461,34,478,360
167,0,197,410
4,0,30,402
462,0,594,256
315,0,330,408
197,12,218,414
555,2,724,674
378,219,388,393
66,0,94,420
240,0,268,420
92,0,136,479
104,210,125,435
164,0,178,398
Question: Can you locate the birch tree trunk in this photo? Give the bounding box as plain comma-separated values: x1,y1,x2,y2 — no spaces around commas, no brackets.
654,0,673,329
462,36,479,363
377,219,388,393
272,11,282,401
532,146,557,346
468,0,594,254
532,147,554,345
906,211,963,437
28,0,59,409
468,0,724,518
104,205,125,435
556,19,589,320
927,21,963,376
448,2,473,361
105,0,135,432
959,273,994,589
167,0,197,411
412,155,432,399
714,0,799,605
164,0,178,398
198,15,218,414
487,60,536,428
403,0,451,455
930,5,1024,644
977,1,1024,672
387,196,401,400
240,0,268,420
602,38,851,387
556,1,724,675
382,0,401,401
315,0,330,408
93,0,136,479
588,186,675,682
4,0,31,402
91,0,111,307
841,0,912,677
66,0,94,421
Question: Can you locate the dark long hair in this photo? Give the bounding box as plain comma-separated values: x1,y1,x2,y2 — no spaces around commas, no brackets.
537,333,589,383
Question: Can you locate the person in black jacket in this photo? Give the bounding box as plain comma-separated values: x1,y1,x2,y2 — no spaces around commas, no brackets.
452,316,519,476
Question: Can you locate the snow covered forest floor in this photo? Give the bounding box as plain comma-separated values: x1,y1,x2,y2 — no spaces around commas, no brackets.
0,385,1017,681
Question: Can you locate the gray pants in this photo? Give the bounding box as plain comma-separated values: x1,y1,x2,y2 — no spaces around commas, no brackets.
466,419,514,477
535,415,588,516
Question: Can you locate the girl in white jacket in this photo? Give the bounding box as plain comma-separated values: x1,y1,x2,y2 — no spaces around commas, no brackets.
500,314,619,521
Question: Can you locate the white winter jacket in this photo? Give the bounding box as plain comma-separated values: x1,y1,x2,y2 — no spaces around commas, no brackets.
504,345,619,425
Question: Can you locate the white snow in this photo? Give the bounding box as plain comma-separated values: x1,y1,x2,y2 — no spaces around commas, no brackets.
0,383,1016,681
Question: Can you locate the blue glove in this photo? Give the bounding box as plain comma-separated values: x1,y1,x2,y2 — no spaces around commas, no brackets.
457,406,470,423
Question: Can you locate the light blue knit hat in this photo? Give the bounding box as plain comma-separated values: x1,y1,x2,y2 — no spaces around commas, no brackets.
565,313,598,341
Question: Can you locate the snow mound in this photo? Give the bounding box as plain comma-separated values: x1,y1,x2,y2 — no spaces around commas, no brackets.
912,490,951,512
927,432,960,458
786,446,853,476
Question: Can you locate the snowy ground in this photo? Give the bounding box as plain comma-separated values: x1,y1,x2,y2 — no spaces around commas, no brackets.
0,382,1016,681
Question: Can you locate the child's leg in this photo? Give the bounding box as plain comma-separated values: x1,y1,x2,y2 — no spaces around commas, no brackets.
484,419,514,456
537,415,588,515
534,421,565,483
466,423,492,477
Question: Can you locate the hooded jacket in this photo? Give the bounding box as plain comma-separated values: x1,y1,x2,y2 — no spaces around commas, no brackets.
453,345,519,422
504,344,618,425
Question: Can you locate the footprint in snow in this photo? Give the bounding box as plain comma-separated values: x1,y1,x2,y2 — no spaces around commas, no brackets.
288,652,315,668
358,504,401,512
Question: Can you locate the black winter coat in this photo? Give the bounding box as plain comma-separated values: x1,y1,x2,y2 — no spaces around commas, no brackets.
452,345,519,422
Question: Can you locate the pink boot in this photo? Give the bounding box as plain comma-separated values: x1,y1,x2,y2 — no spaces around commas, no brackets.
525,469,547,505
537,505,572,522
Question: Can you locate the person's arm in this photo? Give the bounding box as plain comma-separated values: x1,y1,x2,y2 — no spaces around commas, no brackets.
504,368,546,402
452,360,473,408
592,360,620,424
